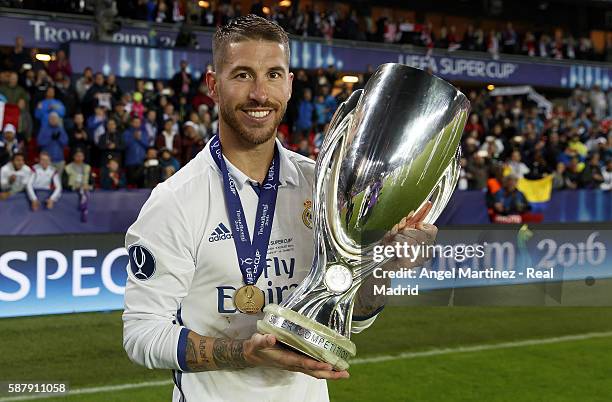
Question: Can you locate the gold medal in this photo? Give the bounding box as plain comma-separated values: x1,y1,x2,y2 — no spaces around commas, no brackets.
234,285,265,314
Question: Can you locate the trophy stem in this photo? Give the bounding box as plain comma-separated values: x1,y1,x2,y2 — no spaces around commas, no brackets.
257,304,356,371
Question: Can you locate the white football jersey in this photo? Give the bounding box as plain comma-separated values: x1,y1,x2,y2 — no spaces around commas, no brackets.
123,138,377,402
0,162,32,193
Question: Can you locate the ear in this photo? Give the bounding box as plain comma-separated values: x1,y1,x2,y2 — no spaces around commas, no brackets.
287,71,294,101
206,70,219,103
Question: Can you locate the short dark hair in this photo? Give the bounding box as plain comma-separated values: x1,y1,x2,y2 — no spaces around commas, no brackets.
11,152,24,161
213,14,290,72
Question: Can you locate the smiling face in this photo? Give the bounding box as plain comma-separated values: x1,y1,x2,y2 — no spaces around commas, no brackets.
207,39,293,146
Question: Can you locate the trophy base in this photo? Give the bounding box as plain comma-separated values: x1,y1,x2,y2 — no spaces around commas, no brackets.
257,304,356,371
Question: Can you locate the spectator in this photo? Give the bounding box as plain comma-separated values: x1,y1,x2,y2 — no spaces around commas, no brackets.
55,74,79,117
0,152,31,199
86,106,108,145
37,112,69,172
192,83,215,113
83,72,112,115
465,152,489,190
143,109,158,146
295,88,315,139
321,85,337,123
7,36,29,73
68,113,91,161
552,162,567,190
601,159,612,191
47,49,73,78
525,151,550,180
462,25,478,51
480,135,504,159
171,60,192,96
106,74,123,103
595,137,612,162
142,147,162,188
181,120,205,165
35,87,66,129
464,113,485,137
177,95,191,122
17,98,33,141
505,150,530,178
100,158,126,190
99,118,125,166
26,151,62,210
63,148,92,191
159,148,180,181
75,67,94,101
132,92,145,120
487,30,499,59
494,174,530,215
160,102,179,135
0,71,30,105
110,101,130,132
580,153,604,189
589,85,607,120
564,157,582,189
296,138,311,157
502,23,518,54
0,124,24,166
157,119,182,160
123,117,148,185
313,94,327,131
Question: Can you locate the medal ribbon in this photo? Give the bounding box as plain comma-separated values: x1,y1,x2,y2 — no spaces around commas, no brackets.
209,135,280,286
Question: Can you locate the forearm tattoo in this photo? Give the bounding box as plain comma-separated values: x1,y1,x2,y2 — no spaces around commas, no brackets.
185,332,250,371
353,274,387,317
212,338,249,369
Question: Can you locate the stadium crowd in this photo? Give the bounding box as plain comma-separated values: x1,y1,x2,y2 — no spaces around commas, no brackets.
0,29,611,214
7,0,611,61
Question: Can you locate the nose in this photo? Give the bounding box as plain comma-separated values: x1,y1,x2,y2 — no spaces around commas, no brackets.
249,77,268,105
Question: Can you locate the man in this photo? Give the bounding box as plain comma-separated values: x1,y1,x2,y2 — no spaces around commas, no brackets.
0,124,23,166
0,152,31,199
142,146,162,189
123,15,436,402
26,151,62,210
0,71,30,105
34,87,66,129
8,36,29,73
63,149,92,192
494,174,530,215
171,60,192,96
37,112,69,172
83,72,112,116
123,116,148,186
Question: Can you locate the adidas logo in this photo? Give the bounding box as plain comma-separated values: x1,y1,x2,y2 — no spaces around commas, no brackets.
208,223,233,242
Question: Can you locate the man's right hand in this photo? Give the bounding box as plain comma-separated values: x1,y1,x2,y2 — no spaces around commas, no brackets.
9,175,16,184
243,333,349,380
185,331,349,380
31,200,40,211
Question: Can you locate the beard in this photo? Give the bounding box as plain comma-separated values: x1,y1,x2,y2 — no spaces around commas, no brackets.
220,99,286,146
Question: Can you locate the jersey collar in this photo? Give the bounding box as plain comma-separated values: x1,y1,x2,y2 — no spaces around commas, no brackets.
204,137,299,190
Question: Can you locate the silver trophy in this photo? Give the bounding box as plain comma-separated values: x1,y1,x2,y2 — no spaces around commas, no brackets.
257,63,470,370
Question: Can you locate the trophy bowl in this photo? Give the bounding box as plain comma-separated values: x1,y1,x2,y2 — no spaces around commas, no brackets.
257,63,470,370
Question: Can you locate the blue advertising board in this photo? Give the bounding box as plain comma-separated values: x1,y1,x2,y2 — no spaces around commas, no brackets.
0,233,128,317
1,224,610,318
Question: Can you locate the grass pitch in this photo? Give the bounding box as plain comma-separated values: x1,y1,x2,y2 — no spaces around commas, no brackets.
2,307,612,401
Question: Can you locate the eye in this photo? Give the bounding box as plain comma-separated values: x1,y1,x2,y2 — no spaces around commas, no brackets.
235,72,251,79
269,71,281,79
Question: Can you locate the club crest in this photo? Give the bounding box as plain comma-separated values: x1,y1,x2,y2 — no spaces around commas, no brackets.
302,199,313,229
